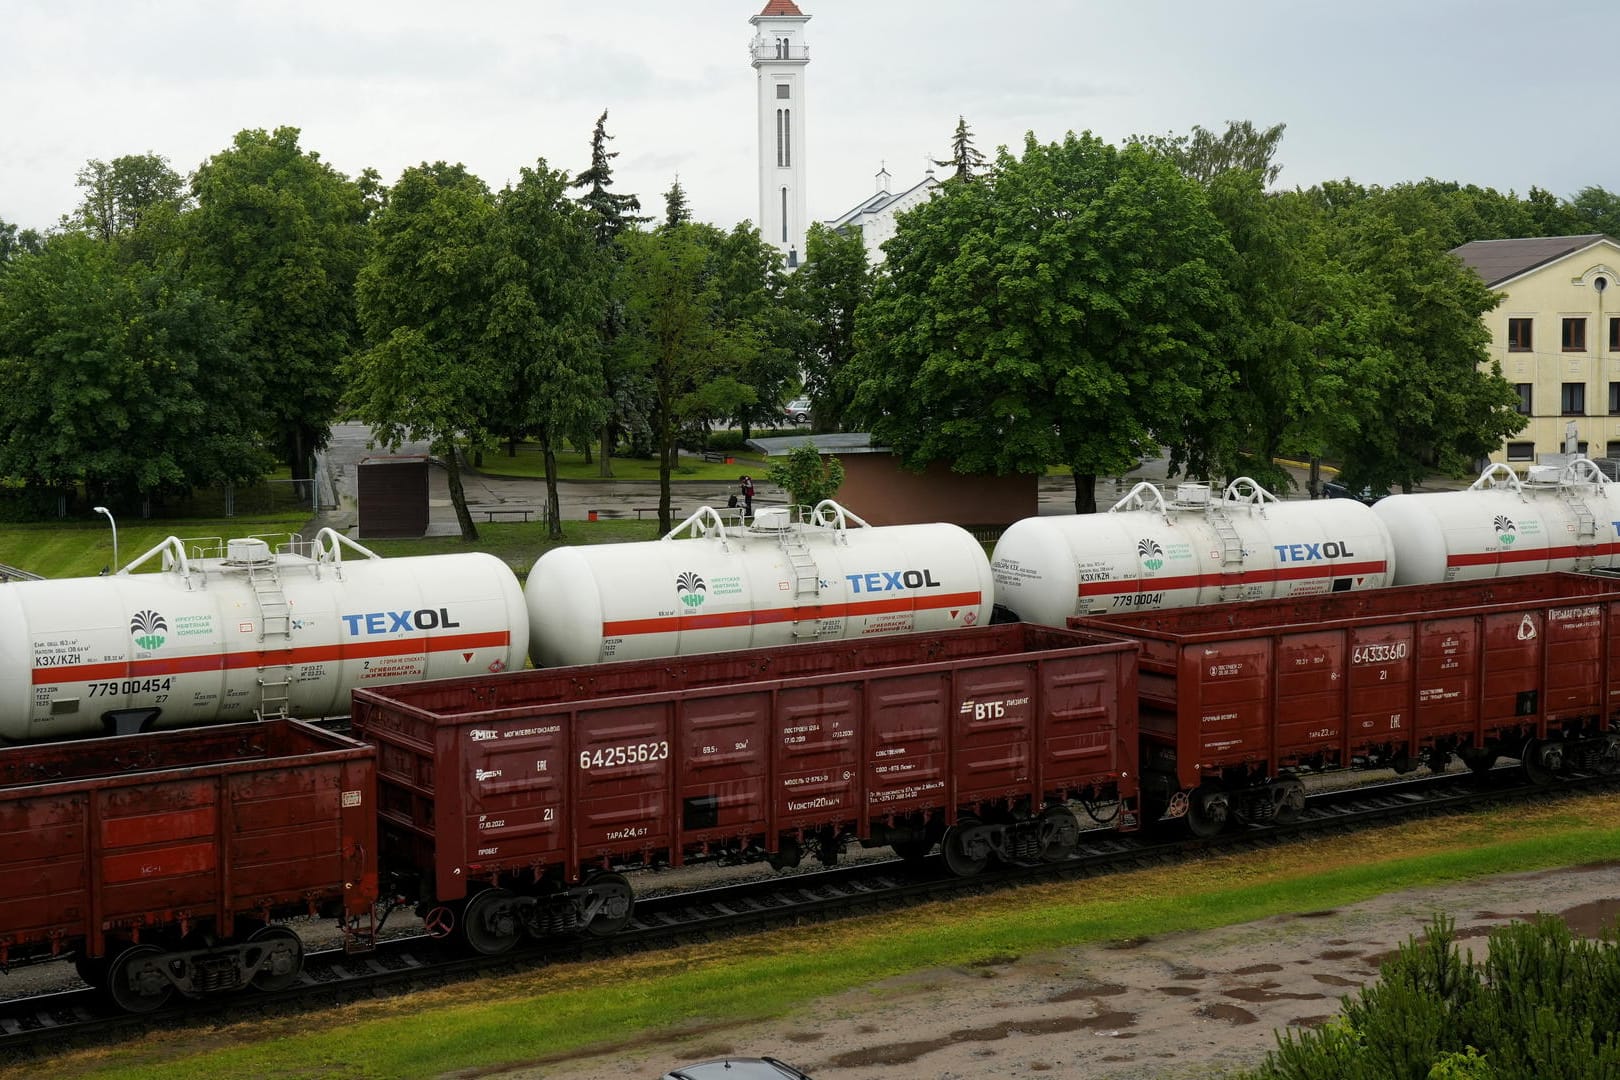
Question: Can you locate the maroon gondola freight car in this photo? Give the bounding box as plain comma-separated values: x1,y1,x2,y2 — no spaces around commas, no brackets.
0,720,377,1012
1075,572,1620,836
351,624,1138,955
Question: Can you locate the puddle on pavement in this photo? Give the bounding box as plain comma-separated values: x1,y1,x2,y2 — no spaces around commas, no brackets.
1197,1003,1258,1024
1045,981,1127,1003
1560,898,1620,937
828,1012,1139,1068
1231,963,1282,975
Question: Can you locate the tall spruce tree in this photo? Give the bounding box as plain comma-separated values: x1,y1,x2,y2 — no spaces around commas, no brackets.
934,116,988,181
571,109,647,476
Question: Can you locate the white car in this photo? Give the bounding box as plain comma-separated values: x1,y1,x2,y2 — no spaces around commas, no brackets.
782,397,811,423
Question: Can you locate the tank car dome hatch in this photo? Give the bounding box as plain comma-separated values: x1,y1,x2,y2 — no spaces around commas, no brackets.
0,529,528,743
991,477,1396,626
525,500,995,667
1373,456,1620,586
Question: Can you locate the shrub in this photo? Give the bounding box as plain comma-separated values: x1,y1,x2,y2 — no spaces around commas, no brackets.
1241,915,1620,1080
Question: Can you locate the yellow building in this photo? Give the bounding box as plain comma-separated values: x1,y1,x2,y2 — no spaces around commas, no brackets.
1453,234,1620,464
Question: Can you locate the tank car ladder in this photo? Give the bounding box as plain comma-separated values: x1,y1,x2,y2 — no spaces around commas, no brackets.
1211,514,1247,601
780,531,822,638
1561,494,1599,570
246,557,293,719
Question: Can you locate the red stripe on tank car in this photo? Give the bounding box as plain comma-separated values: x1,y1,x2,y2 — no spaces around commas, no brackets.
31,631,511,685
1077,560,1389,597
601,591,984,638
1447,541,1620,569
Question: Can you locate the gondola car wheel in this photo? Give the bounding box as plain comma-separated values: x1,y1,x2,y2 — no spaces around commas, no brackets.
1039,805,1082,862
106,944,173,1013
1185,790,1230,839
890,837,934,862
941,816,988,877
583,872,635,937
461,888,521,955
248,925,305,992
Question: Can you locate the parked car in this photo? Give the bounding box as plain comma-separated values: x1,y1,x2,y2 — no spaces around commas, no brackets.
1322,479,1385,505
782,397,811,423
662,1058,814,1080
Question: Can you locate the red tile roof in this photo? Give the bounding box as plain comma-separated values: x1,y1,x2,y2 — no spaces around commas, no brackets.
758,0,805,15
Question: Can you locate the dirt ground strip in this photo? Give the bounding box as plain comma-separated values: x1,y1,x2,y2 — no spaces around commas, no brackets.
499,863,1620,1080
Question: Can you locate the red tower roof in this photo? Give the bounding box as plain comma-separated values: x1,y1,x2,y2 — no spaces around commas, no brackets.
757,0,805,15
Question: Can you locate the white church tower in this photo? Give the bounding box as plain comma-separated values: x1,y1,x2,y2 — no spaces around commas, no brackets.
750,0,809,267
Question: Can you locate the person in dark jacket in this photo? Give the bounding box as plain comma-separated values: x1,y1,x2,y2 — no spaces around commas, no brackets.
740,475,755,518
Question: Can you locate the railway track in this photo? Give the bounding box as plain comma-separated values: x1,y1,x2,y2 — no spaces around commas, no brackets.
1,765,1599,1059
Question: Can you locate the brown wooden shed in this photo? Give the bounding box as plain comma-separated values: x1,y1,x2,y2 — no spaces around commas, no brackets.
357,455,430,538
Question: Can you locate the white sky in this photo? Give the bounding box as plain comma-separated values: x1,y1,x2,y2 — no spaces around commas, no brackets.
4,0,1615,234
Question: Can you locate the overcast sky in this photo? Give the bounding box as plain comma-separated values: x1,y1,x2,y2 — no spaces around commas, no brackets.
6,1,1616,235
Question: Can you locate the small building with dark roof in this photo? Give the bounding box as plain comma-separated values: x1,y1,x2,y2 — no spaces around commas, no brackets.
745,433,1036,532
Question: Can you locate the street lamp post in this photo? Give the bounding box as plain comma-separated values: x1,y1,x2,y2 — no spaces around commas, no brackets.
92,505,118,574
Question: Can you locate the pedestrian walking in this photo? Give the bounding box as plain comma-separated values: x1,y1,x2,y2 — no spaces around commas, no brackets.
740,475,755,519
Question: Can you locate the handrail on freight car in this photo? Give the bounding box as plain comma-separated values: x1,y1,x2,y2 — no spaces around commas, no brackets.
1108,477,1280,519
1470,456,1610,496
110,528,384,589
661,501,872,550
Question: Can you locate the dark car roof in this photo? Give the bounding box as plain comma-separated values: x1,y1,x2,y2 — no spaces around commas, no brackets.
662,1057,813,1080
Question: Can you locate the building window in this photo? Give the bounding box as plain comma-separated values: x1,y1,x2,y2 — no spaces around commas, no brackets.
784,109,791,166
1562,382,1586,415
775,110,783,167
1611,382,1620,415
1611,316,1619,351
1563,317,1587,352
1608,440,1620,459
1508,318,1532,352
1507,441,1535,461
781,187,788,243
1515,383,1533,415
776,83,790,99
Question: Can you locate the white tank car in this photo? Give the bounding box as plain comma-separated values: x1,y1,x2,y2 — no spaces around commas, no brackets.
0,530,528,742
1373,457,1620,585
991,478,1396,626
527,502,995,667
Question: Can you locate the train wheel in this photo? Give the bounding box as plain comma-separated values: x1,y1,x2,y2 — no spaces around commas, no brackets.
105,944,173,1013
1272,780,1306,824
583,872,635,937
247,925,304,993
461,888,521,955
1464,749,1498,777
1522,738,1561,787
1039,806,1081,862
1185,790,1230,839
941,816,988,877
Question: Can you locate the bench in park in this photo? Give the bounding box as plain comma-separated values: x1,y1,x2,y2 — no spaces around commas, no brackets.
634,507,680,520
701,451,733,464
480,507,534,523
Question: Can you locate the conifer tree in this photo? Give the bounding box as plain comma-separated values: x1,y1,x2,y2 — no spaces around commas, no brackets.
934,115,988,181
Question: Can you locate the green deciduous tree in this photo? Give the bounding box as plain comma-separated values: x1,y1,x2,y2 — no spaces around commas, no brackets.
189,127,370,493
345,163,497,540
618,223,755,532
485,161,609,537
0,233,265,509
788,222,872,433
765,443,844,507
72,153,187,244
849,131,1235,513
0,217,43,264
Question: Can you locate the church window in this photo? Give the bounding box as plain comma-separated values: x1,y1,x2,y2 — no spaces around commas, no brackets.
776,84,790,99
776,110,784,167
784,109,791,166
781,188,789,243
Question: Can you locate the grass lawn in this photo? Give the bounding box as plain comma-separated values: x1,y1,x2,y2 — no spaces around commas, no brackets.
0,513,311,580
23,793,1620,1080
